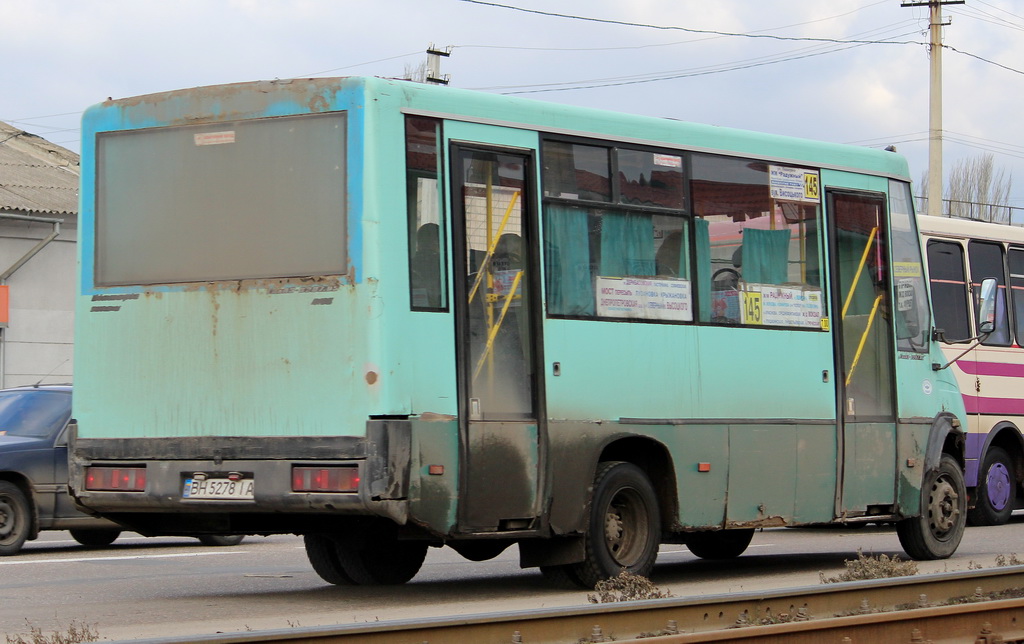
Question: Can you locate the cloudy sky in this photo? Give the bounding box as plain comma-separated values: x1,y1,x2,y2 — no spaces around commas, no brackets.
4,0,1023,210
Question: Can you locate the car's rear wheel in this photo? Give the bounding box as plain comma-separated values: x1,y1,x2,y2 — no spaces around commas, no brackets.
0,481,30,556
70,528,121,547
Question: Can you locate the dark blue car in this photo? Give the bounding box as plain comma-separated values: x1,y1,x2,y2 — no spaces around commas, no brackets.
0,385,243,554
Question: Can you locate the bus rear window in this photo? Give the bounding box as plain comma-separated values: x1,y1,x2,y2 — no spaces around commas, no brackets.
95,113,347,286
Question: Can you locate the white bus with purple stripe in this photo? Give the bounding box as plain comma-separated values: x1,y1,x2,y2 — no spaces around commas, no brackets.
922,214,1024,525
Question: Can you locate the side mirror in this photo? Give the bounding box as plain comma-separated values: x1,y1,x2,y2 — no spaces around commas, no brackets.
978,277,997,335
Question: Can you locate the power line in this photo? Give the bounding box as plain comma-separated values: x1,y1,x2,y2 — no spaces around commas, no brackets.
458,0,926,46
470,28,922,94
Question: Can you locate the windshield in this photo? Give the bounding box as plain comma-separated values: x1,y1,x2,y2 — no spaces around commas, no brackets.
0,390,71,438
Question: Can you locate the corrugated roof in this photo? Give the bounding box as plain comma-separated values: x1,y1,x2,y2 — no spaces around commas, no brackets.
0,121,79,216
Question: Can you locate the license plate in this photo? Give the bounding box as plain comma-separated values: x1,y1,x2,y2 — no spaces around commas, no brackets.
182,477,254,500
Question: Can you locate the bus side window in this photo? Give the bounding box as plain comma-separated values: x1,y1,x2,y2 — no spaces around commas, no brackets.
691,155,822,327
406,116,447,311
968,240,1011,346
1008,247,1024,343
926,240,971,342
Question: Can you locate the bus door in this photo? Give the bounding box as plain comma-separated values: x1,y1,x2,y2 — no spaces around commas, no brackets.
828,190,898,514
449,139,544,533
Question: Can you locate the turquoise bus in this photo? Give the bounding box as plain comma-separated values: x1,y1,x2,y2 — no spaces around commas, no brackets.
69,77,973,588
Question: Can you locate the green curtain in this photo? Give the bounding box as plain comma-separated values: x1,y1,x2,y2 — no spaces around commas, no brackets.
544,204,594,315
743,228,790,284
600,211,655,277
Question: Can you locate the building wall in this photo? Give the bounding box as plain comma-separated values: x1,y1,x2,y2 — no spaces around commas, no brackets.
0,215,77,386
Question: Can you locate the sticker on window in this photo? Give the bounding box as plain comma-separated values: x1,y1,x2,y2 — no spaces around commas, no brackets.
596,276,692,321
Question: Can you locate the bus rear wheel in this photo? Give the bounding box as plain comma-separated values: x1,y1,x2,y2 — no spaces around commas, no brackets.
568,461,660,589
686,528,754,560
896,454,966,560
967,446,1016,527
70,528,121,547
304,522,428,586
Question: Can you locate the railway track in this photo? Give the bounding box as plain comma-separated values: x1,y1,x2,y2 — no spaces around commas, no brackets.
121,565,1024,644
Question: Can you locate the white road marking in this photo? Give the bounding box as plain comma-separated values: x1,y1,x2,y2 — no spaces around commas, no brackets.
0,550,248,566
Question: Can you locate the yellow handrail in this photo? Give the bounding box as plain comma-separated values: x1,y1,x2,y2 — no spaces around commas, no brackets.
473,270,523,382
468,191,521,304
841,226,878,320
845,293,884,387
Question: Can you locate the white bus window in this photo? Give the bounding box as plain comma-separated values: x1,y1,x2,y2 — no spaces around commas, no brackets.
927,240,971,342
969,240,1011,346
1009,247,1024,343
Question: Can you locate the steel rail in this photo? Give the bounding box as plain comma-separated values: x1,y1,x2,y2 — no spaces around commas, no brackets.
116,565,1024,644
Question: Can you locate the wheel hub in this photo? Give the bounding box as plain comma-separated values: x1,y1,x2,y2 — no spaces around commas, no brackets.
605,508,624,553
0,501,12,539
987,463,1012,511
929,477,960,534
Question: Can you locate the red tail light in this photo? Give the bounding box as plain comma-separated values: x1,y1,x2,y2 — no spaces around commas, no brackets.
85,466,147,491
292,466,359,492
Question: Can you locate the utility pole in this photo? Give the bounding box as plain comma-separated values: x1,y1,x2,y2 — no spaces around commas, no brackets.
901,0,964,216
426,44,452,85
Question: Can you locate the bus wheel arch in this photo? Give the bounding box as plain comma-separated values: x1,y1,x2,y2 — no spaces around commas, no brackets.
595,436,678,532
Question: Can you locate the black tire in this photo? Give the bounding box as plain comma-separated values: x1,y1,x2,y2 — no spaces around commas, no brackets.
897,454,966,560
967,446,1016,527
304,533,355,585
305,523,427,586
686,528,754,560
70,529,121,547
197,535,245,547
0,481,30,556
334,526,427,585
450,540,511,562
539,563,586,589
568,461,661,588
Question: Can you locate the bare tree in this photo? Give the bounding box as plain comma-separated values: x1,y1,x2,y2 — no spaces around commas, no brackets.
402,62,428,83
919,154,1013,222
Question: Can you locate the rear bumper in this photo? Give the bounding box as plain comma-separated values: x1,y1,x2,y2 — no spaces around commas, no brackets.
68,421,412,534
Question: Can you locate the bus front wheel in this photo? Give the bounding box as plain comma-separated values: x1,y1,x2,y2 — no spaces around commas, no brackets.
896,454,966,560
967,446,1016,526
570,461,661,588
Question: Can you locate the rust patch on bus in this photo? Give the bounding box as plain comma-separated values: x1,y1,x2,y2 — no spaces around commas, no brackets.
729,516,788,529
106,78,347,127
419,412,457,422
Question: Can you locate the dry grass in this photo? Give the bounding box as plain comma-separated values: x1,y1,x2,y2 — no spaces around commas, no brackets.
587,570,673,603
5,621,98,644
819,550,918,583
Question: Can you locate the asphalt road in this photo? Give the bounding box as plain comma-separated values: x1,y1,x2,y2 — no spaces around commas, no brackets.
3,515,1024,641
